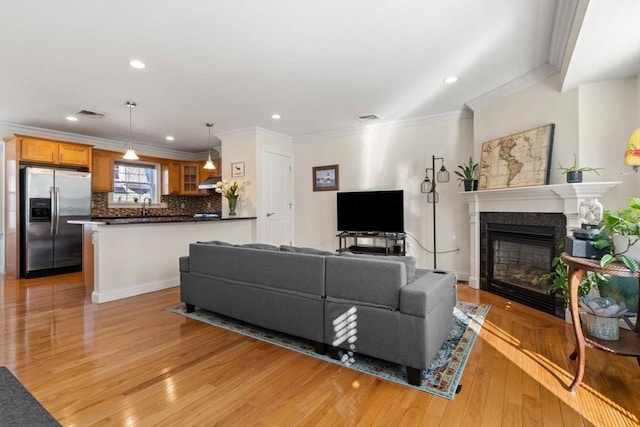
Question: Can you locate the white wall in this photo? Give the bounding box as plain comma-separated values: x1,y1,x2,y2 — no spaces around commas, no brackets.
217,129,258,218
293,115,474,276
578,76,640,207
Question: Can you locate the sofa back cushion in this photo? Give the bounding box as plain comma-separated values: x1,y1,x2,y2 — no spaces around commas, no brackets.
188,243,326,296
325,255,407,310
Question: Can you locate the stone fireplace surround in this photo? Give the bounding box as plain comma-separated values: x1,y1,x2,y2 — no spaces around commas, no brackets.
462,182,621,290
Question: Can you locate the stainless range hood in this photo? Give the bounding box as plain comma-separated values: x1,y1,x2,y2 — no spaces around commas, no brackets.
198,175,222,190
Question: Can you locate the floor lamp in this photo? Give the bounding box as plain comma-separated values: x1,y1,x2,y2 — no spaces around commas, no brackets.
420,155,449,268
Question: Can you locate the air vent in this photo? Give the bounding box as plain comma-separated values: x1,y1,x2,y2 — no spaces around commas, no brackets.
356,114,382,122
76,109,105,119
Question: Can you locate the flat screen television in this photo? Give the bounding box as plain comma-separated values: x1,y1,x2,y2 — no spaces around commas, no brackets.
337,190,404,233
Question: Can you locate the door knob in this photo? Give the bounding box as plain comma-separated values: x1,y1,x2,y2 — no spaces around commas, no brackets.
266,212,275,217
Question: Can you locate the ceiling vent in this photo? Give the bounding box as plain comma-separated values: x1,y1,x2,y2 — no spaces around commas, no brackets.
76,109,105,119
356,113,382,122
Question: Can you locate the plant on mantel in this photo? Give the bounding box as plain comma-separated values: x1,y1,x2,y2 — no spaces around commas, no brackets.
454,157,478,191
558,154,603,183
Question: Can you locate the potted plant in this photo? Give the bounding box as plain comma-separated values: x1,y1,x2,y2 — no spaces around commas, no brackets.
594,197,640,272
558,154,603,183
454,157,478,191
541,254,598,312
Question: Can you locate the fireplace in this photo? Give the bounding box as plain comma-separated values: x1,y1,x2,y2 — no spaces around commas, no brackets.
480,212,566,316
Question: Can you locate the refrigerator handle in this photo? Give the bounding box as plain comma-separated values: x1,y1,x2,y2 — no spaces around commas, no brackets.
50,186,56,235
54,187,61,235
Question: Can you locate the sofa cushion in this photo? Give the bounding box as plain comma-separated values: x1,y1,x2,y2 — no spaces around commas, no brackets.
279,245,333,256
189,243,326,296
196,240,235,246
325,255,406,310
240,243,280,251
340,251,416,282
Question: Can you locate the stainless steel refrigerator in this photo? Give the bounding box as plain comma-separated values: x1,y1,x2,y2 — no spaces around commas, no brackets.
20,166,91,278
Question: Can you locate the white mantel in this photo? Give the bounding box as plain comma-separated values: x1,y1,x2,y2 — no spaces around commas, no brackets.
461,182,621,289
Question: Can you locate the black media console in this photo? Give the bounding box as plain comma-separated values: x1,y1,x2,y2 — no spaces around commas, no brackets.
337,231,406,256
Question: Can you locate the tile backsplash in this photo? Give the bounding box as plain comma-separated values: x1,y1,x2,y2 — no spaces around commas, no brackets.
91,191,222,217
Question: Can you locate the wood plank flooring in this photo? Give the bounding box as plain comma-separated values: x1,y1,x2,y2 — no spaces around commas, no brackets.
0,272,638,426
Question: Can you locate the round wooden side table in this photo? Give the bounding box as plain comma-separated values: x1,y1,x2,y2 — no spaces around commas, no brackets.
561,252,640,392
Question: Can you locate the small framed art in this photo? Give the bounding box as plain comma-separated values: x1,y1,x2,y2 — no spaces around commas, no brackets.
312,164,339,191
231,162,245,178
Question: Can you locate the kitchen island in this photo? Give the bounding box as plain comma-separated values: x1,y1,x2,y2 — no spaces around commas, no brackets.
70,216,257,303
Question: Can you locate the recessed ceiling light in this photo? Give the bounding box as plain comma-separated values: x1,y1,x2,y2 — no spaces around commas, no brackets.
129,60,146,69
66,116,78,122
165,136,175,141
443,76,458,83
272,114,281,119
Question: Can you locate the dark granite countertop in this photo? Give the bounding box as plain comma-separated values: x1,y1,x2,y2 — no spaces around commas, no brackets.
70,215,256,225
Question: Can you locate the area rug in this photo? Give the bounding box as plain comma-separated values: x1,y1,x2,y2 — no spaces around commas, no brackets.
167,301,490,399
0,367,60,426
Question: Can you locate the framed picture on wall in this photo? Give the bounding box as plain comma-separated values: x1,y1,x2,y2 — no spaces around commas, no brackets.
231,162,245,178
312,164,339,191
478,123,555,189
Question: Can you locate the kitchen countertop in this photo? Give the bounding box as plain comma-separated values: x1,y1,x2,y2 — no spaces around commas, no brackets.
69,215,257,225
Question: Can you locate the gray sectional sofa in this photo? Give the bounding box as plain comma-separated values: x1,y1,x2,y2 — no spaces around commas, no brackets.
179,241,457,385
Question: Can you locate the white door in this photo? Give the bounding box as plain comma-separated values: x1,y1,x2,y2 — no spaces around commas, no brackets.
264,151,292,246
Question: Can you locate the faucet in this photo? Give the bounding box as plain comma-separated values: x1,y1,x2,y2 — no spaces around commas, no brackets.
142,197,152,217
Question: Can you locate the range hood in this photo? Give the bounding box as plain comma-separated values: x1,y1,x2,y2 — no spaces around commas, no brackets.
198,175,222,190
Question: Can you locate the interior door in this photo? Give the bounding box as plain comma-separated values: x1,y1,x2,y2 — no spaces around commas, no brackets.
263,152,292,246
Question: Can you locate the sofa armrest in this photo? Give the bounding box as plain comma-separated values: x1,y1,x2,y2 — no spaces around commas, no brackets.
179,256,189,273
400,269,457,317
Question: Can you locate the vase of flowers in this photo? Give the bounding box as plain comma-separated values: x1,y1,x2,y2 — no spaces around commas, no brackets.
214,180,240,216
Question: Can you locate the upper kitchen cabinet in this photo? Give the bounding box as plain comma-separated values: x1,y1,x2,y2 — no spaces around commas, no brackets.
180,162,201,195
162,161,182,195
18,135,92,168
91,149,116,192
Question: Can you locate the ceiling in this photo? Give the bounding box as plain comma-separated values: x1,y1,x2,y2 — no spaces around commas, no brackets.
0,1,638,154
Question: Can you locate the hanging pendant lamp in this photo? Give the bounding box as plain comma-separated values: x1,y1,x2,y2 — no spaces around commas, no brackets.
123,101,139,160
203,122,216,170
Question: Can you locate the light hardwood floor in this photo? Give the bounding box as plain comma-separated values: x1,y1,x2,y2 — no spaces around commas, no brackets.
0,272,638,426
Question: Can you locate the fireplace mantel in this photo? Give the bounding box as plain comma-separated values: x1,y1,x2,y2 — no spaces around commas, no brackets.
462,182,621,289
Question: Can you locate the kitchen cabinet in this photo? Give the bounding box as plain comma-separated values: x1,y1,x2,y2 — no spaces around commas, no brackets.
181,162,200,195
162,161,182,195
19,136,91,167
92,149,116,192
200,158,221,178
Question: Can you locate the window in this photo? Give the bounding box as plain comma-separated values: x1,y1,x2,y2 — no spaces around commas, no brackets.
110,161,159,204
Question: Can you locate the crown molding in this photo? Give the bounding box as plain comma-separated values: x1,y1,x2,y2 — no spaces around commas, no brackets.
464,63,559,112
0,121,202,161
292,110,472,144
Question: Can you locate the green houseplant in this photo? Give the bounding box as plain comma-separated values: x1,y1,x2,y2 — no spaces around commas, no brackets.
558,154,603,183
541,254,597,309
454,157,478,191
594,197,640,272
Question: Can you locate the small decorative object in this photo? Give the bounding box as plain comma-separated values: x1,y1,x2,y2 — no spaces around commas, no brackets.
574,198,604,239
478,124,554,189
558,154,603,183
594,197,640,272
312,164,339,191
454,156,478,191
579,296,627,340
231,162,245,177
214,180,241,216
624,127,640,172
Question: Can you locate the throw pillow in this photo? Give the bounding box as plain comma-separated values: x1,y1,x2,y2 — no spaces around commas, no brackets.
340,251,416,282
279,245,333,256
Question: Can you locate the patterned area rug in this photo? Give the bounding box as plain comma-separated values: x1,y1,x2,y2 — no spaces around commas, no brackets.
167,301,490,399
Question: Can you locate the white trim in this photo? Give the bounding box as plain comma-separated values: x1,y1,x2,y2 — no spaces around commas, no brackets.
92,281,178,304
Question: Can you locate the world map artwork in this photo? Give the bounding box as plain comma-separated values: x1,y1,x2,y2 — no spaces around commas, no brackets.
478,124,555,189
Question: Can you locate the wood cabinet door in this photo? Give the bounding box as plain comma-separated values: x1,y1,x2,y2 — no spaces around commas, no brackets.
169,162,181,195
181,163,200,195
20,138,58,163
59,143,91,167
91,150,115,192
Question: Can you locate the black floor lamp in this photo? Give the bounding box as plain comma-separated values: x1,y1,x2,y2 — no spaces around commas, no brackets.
420,155,449,268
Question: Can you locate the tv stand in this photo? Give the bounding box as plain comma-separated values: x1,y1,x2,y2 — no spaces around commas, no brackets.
337,231,406,256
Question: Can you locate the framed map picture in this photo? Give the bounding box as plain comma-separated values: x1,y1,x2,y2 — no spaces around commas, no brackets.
478,124,555,190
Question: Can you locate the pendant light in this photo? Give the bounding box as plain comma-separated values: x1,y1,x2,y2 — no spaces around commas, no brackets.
123,101,139,160
203,122,216,170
